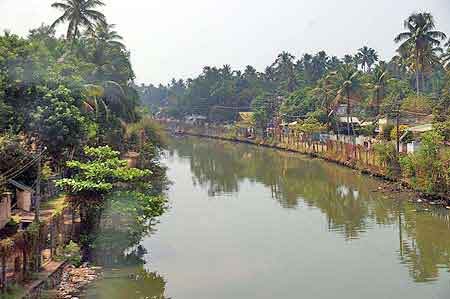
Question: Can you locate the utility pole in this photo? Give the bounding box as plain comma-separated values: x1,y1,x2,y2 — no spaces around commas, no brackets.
395,92,404,153
396,108,400,153
34,151,42,222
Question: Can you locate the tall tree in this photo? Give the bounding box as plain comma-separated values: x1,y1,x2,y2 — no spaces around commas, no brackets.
333,65,362,135
271,52,298,93
394,12,446,95
51,0,107,41
367,62,390,116
90,23,125,78
356,46,379,72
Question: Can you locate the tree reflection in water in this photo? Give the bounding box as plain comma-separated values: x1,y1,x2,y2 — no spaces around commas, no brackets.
83,246,168,299
169,136,450,283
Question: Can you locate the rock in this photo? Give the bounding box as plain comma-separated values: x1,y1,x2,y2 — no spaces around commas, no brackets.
55,264,102,299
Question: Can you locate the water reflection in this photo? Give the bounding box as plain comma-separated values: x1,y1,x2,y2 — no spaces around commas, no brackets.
83,245,169,299
168,136,450,283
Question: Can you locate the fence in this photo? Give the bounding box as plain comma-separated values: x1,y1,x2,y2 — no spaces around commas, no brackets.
0,206,78,293
163,120,391,176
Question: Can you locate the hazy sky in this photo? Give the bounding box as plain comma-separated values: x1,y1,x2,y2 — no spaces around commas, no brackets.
1,0,449,84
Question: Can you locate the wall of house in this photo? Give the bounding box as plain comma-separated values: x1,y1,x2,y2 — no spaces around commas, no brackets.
17,191,32,212
0,194,12,230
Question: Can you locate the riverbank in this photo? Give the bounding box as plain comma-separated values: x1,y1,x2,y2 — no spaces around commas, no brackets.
175,129,450,208
55,264,102,299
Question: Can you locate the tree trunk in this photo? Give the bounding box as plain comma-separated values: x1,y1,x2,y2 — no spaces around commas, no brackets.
415,51,420,95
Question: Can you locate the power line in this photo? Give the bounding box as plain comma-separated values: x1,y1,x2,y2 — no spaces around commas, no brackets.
0,149,46,187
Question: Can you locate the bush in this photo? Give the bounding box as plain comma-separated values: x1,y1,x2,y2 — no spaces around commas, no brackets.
399,131,448,194
61,241,82,267
373,142,400,176
390,125,413,143
359,124,376,137
379,124,394,141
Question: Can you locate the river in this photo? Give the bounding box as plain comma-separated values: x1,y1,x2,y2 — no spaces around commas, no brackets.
83,136,450,299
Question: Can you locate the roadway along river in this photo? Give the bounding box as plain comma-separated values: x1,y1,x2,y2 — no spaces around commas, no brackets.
84,136,450,299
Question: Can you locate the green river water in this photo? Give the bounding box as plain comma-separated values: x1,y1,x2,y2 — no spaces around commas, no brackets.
84,136,450,299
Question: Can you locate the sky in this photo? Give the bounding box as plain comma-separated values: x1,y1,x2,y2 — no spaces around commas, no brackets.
1,0,449,85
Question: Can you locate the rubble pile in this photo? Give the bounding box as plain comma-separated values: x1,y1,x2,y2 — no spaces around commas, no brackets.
57,264,102,299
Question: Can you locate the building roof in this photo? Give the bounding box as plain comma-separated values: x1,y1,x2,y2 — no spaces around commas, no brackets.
8,179,33,192
408,123,433,133
338,117,362,124
238,112,254,122
236,112,255,128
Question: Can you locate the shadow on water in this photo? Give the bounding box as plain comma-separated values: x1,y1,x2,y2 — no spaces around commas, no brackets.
168,136,450,283
83,245,168,299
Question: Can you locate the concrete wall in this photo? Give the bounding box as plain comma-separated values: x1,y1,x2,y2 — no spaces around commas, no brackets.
17,190,32,212
0,193,12,229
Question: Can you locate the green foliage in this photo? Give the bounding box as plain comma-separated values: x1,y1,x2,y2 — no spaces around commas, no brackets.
30,86,89,162
60,241,82,267
125,117,167,150
390,125,413,143
0,134,37,186
373,142,400,176
399,131,448,194
251,95,274,131
401,95,433,114
92,191,167,257
280,87,315,121
56,145,151,198
433,120,450,141
380,124,395,141
294,117,326,134
359,124,377,137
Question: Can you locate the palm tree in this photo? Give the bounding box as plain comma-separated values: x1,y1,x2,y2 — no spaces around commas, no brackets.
343,54,359,69
333,65,362,136
83,81,129,121
443,49,450,70
394,12,446,95
442,39,450,70
272,52,297,92
90,23,125,77
51,0,107,41
92,23,125,49
367,62,390,116
356,46,379,72
312,73,337,127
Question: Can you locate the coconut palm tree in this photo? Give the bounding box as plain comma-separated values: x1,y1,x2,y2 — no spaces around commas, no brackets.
367,62,390,116
83,81,129,121
443,49,450,70
51,0,107,41
394,12,446,95
356,46,379,72
333,65,362,135
89,23,125,78
442,39,450,70
272,52,297,92
92,23,125,49
312,73,337,128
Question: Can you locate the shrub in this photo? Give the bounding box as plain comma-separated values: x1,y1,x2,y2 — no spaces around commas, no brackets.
399,131,448,194
61,241,82,267
390,125,413,143
379,124,394,141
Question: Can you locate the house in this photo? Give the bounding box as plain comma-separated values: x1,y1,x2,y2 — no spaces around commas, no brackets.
8,179,34,212
236,112,255,138
0,193,12,230
378,117,394,133
402,123,434,154
185,115,207,125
